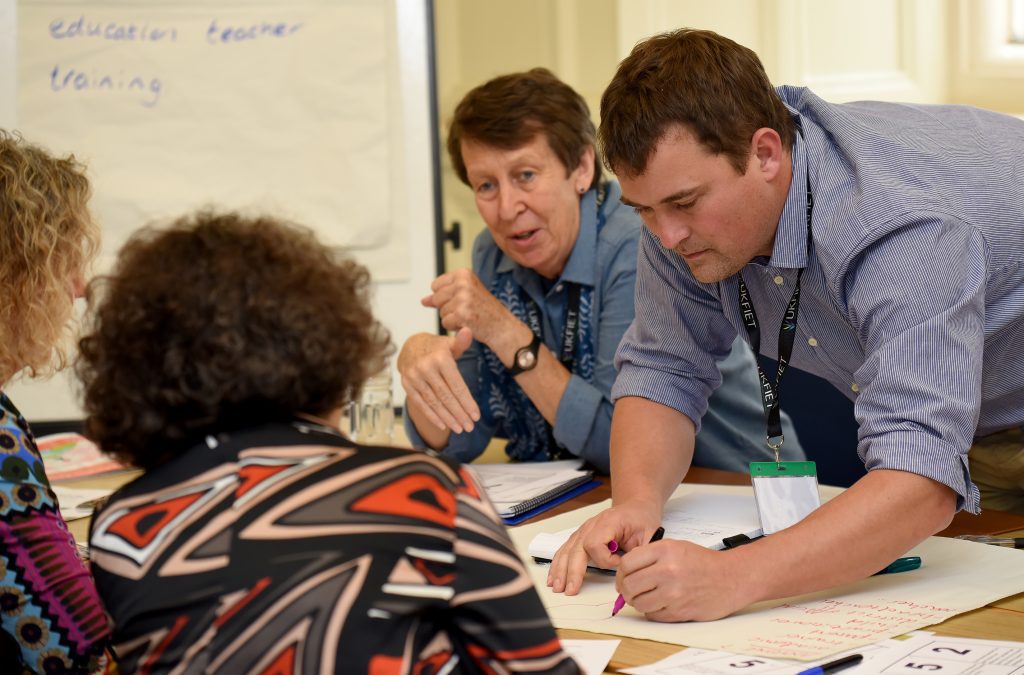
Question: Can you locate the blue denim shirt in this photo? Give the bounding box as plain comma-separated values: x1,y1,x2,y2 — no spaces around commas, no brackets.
407,182,804,473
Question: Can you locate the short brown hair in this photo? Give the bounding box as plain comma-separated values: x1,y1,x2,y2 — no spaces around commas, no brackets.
76,211,392,469
0,130,98,381
600,28,796,177
447,68,601,190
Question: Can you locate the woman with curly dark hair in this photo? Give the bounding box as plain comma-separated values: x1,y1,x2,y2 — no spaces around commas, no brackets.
78,211,579,674
0,130,111,674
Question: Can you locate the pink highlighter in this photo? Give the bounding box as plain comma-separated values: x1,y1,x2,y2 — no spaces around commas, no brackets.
611,526,665,616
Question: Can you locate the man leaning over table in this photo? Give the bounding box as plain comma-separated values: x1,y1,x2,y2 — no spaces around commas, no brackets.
548,28,1024,623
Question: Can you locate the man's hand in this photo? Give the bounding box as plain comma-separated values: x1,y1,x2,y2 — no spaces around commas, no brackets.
617,469,956,621
615,539,752,621
398,328,478,434
545,398,695,597
547,500,662,595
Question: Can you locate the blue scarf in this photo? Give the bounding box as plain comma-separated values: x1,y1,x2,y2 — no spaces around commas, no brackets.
476,186,606,461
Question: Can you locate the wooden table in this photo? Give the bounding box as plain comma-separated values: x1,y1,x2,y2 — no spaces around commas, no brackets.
59,464,1024,672
526,467,1024,672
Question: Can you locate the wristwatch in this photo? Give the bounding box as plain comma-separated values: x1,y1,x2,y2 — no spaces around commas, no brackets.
508,333,542,376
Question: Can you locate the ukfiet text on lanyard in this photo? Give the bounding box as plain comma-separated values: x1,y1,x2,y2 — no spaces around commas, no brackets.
736,176,813,463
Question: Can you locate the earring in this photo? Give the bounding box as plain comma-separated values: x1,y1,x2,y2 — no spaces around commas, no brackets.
578,186,586,194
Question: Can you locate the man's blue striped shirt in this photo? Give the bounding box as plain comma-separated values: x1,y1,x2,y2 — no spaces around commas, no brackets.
613,86,1024,513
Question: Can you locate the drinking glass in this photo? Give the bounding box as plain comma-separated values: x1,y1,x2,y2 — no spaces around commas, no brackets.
352,367,394,444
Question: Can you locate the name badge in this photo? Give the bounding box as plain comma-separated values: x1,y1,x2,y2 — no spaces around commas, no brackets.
750,461,821,534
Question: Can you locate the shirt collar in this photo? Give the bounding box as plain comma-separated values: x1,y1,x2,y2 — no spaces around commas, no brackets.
495,184,606,288
767,121,811,271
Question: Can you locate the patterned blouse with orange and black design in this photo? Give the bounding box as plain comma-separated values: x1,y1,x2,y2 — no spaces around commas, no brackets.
88,419,580,674
0,392,110,674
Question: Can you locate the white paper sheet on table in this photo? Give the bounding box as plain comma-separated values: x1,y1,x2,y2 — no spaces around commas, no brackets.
509,483,1024,662
620,632,1024,674
529,489,762,562
560,639,619,675
52,486,113,521
620,632,927,674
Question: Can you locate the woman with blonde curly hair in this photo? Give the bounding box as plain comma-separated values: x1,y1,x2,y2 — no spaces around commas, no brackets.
79,210,580,674
0,130,110,673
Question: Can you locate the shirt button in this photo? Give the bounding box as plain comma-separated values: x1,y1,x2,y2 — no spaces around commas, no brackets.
773,275,785,285
555,284,563,292
851,383,860,393
807,337,818,347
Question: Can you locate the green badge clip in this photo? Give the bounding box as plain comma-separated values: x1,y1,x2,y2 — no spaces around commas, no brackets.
750,461,821,535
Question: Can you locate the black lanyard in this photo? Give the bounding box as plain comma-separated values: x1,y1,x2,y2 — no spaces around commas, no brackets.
530,183,608,460
558,284,582,370
519,275,582,375
736,178,813,459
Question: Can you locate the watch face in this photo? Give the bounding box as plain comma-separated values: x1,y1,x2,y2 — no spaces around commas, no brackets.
517,350,536,369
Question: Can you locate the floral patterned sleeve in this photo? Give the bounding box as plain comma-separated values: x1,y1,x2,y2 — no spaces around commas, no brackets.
0,393,110,674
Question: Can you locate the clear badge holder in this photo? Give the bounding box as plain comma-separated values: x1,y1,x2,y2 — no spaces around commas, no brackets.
750,461,821,534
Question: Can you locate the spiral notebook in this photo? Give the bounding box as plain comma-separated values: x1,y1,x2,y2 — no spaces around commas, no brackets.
468,460,597,524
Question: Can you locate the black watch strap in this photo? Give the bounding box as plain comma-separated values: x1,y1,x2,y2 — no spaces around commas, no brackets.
508,333,542,376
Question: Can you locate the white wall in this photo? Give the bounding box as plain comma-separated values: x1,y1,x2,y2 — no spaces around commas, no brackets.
433,0,958,283
8,0,1024,421
2,0,437,420
951,0,1024,112
614,0,948,104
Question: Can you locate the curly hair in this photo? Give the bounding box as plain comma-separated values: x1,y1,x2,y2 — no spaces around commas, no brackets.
447,68,602,191
0,129,98,382
600,28,796,177
76,210,392,469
